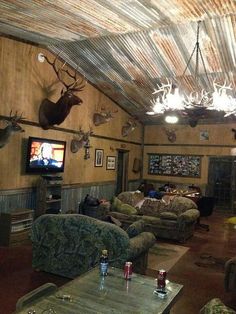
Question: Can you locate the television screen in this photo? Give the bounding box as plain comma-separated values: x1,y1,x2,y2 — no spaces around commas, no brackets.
26,136,66,173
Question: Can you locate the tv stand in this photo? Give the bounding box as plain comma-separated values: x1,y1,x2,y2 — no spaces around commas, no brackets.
35,175,63,218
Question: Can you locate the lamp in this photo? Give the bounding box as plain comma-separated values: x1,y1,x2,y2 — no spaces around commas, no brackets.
148,21,236,119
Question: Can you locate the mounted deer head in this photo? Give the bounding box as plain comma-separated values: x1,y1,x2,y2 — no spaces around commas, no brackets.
39,54,86,130
70,127,93,154
93,105,118,126
163,127,176,143
121,119,137,137
0,111,25,148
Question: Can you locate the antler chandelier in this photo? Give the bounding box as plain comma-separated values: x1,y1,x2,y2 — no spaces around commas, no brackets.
147,21,236,118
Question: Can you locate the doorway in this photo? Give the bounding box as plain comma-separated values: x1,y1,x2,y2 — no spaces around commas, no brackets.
116,150,129,195
208,156,236,212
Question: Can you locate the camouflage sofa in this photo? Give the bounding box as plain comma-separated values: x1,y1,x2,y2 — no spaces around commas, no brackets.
109,191,200,243
200,298,236,313
31,214,156,278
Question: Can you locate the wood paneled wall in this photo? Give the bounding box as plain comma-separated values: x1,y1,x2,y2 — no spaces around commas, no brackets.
144,124,236,187
0,37,142,190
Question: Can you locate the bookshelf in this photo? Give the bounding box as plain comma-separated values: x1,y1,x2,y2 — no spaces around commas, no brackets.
35,175,63,218
0,209,34,246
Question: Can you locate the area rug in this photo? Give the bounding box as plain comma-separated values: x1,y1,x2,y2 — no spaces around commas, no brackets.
148,242,189,272
195,253,229,272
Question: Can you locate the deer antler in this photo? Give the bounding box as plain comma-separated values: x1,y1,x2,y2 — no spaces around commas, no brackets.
43,54,86,92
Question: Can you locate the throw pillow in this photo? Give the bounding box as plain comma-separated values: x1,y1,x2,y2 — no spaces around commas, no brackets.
126,220,145,238
119,203,137,215
111,197,123,211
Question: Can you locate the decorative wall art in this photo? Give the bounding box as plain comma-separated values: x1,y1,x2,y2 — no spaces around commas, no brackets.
200,130,209,141
94,149,104,167
148,154,201,177
106,156,116,170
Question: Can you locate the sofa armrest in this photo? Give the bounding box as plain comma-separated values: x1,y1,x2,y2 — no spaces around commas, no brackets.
126,220,145,238
225,257,236,292
199,298,236,314
178,208,200,223
128,232,156,261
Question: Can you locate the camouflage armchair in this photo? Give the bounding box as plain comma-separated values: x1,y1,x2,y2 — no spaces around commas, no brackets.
31,214,155,279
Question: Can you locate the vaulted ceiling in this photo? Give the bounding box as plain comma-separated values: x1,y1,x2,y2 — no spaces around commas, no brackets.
1,0,236,125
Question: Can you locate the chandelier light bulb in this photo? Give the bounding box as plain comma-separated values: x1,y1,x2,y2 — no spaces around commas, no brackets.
165,115,179,124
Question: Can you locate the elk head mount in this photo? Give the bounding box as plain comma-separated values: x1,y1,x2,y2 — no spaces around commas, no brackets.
93,105,118,126
121,118,137,137
70,127,93,159
0,111,25,148
39,54,86,130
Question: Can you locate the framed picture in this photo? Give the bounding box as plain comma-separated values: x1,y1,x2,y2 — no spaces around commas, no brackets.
106,156,116,170
200,130,209,141
94,149,104,167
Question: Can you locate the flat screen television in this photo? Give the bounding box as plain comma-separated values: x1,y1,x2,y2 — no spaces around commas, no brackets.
25,136,66,174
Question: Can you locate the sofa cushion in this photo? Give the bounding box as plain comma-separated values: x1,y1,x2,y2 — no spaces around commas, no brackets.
111,196,138,215
138,198,168,217
126,220,145,238
117,191,144,207
160,211,178,220
168,196,197,215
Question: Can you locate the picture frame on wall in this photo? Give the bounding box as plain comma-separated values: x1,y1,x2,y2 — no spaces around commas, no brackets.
200,130,209,141
106,156,116,170
94,149,104,167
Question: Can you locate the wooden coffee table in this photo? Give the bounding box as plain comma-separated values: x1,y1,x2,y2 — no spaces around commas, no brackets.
16,267,183,313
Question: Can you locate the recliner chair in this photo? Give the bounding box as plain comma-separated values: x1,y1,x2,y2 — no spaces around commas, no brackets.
196,196,215,231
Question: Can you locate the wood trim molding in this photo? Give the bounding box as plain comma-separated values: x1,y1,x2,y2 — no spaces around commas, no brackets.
0,115,142,146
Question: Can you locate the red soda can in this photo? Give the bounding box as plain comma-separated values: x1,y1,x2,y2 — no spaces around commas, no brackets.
124,262,133,280
157,269,167,290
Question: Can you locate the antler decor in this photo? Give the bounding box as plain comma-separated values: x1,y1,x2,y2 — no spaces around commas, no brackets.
0,110,25,148
39,54,86,130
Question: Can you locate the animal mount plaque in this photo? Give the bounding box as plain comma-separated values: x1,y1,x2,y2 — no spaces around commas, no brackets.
0,111,25,148
39,54,86,129
121,119,137,137
93,105,118,126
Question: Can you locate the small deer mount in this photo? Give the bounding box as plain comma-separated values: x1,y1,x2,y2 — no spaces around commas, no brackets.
163,127,177,143
93,105,118,126
121,119,137,137
232,128,236,140
70,127,93,159
39,53,86,130
0,111,25,148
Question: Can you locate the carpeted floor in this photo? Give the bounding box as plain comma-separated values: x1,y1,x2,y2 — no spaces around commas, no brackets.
148,242,189,272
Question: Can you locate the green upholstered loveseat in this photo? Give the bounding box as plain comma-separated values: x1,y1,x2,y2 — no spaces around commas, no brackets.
109,191,200,243
31,214,156,278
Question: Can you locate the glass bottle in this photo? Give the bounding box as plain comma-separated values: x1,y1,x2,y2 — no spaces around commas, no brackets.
100,249,108,276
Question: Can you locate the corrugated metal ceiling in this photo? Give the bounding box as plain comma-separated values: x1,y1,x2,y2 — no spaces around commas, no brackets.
0,0,236,124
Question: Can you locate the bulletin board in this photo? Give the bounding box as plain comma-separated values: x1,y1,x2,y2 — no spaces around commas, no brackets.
148,154,201,177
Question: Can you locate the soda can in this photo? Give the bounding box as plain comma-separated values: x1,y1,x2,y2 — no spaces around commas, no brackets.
124,262,133,280
157,269,167,290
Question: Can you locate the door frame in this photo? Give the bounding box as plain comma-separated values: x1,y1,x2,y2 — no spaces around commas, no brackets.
115,149,129,195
